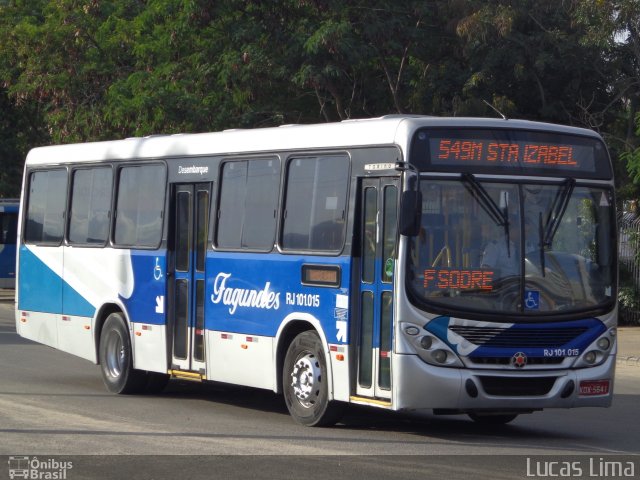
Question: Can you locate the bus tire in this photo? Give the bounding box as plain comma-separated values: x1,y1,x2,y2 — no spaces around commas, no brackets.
283,331,344,427
468,413,518,425
99,312,147,394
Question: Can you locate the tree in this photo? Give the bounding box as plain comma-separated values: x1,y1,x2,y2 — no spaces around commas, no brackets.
0,0,638,167
573,0,640,200
454,0,615,123
0,88,46,196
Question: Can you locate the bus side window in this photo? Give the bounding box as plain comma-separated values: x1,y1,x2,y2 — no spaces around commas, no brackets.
69,167,112,245
114,164,165,248
24,169,67,245
282,155,349,252
310,218,343,251
216,158,279,251
88,211,109,244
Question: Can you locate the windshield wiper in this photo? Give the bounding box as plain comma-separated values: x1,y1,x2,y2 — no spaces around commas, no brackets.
461,173,511,256
538,211,546,276
543,178,575,248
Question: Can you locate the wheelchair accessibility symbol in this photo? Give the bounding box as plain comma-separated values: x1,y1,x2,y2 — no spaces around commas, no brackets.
524,290,540,310
154,257,163,281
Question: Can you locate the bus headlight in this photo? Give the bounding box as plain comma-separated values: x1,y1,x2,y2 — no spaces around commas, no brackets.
419,342,462,367
432,349,448,364
420,335,433,349
584,351,597,364
400,323,463,368
572,329,615,368
596,337,610,351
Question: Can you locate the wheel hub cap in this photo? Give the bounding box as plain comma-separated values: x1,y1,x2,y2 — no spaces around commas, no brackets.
290,354,320,408
105,332,124,378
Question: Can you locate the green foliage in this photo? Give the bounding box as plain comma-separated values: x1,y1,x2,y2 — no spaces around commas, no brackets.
0,0,638,207
623,147,640,184
619,260,640,324
0,88,45,196
573,0,640,201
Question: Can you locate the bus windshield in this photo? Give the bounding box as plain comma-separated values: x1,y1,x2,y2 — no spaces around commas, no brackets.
406,177,616,316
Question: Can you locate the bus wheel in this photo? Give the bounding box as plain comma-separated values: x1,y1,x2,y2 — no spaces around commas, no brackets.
99,312,146,394
468,413,518,425
283,331,344,427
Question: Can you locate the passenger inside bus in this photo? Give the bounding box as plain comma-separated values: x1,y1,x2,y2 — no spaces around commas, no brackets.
480,217,520,277
480,215,537,277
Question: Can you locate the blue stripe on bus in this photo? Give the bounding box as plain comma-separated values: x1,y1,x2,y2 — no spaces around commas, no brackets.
62,281,95,317
19,246,163,322
425,316,607,358
204,252,352,343
120,250,167,326
19,245,354,343
18,246,94,317
18,246,63,313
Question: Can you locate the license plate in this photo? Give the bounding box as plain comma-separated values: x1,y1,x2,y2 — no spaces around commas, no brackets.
579,380,610,396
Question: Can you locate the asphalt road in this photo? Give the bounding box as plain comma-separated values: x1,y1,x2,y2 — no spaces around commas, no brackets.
1,302,638,479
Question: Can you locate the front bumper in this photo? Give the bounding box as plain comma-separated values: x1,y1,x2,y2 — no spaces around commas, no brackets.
392,352,615,412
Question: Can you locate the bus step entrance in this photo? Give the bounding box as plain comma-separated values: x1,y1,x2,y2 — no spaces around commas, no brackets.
169,369,206,382
349,396,392,408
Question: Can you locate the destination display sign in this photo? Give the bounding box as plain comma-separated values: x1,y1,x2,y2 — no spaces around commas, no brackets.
410,128,612,178
423,268,494,291
434,139,578,167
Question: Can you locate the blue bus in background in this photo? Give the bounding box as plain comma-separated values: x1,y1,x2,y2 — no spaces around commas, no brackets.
0,199,18,289
15,117,618,426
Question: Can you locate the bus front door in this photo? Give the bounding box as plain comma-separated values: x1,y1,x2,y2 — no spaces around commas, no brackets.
169,183,211,375
356,178,398,401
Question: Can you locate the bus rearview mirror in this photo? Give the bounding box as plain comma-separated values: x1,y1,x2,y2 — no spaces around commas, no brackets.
399,190,422,236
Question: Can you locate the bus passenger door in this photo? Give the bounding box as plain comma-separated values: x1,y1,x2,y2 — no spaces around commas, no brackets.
356,178,398,400
169,183,211,375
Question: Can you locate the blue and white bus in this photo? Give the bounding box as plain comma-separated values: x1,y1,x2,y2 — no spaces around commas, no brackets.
0,199,18,289
16,116,617,426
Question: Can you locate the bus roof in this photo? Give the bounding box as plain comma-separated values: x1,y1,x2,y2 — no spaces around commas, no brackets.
25,116,604,166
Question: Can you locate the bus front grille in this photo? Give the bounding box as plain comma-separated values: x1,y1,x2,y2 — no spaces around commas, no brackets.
450,326,588,348
469,356,564,366
477,376,557,396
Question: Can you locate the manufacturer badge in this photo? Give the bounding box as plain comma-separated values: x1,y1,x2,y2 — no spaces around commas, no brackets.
511,352,527,368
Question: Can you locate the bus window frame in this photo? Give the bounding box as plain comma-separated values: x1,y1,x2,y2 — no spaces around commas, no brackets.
66,164,115,248
22,167,70,247
278,152,352,257
404,174,618,322
213,155,281,254
111,161,168,251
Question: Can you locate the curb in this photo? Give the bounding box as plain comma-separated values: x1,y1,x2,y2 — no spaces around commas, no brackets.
617,356,640,367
